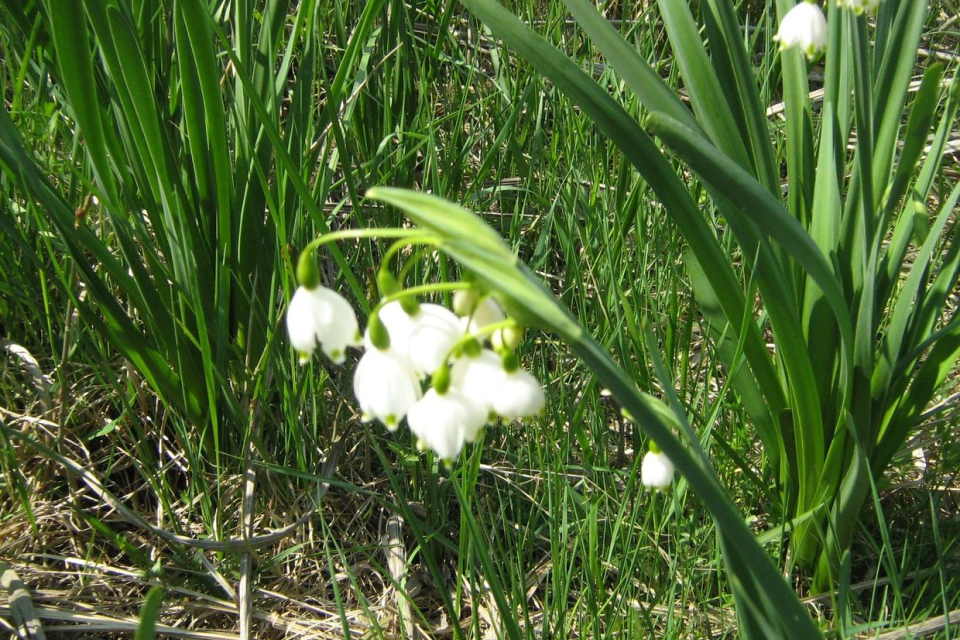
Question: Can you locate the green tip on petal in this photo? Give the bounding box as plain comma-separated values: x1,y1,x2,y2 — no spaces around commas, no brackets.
433,362,451,394
384,414,398,430
501,350,520,373
296,250,321,289
297,351,311,365
369,311,391,350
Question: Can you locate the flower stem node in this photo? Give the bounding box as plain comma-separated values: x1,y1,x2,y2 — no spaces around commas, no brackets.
774,2,827,60
286,285,361,364
838,0,881,14
641,449,675,491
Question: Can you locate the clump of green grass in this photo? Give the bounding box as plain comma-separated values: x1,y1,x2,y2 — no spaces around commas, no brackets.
0,1,957,639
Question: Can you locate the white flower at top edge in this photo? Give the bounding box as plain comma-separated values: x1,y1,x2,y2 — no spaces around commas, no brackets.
449,348,507,417
838,0,880,14
491,368,546,420
641,450,674,490
353,346,422,431
406,388,487,460
286,285,361,364
774,2,827,59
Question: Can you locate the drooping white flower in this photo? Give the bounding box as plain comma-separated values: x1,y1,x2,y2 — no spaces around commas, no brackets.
491,368,545,419
353,347,422,431
449,348,507,416
286,285,361,364
774,2,827,59
365,301,463,377
838,0,880,14
407,388,487,459
364,301,415,355
407,304,464,376
641,450,674,490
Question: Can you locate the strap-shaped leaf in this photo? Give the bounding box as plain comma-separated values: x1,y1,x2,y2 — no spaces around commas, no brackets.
459,0,786,432
369,187,824,640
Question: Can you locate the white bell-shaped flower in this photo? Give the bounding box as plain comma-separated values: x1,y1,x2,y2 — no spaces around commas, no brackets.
774,2,827,59
407,304,464,376
491,368,545,419
641,450,674,490
353,347,422,431
407,388,487,460
286,285,361,364
449,348,507,416
365,301,463,377
364,301,415,356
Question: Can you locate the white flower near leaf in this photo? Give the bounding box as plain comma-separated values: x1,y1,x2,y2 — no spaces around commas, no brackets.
407,388,487,460
365,301,463,377
774,2,827,59
450,348,508,415
286,285,360,364
641,450,674,490
353,347,422,430
455,290,508,343
407,304,464,376
491,368,545,419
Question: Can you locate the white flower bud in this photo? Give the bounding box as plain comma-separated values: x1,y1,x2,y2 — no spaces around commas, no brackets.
353,347,422,430
641,450,674,490
286,285,361,364
774,2,827,59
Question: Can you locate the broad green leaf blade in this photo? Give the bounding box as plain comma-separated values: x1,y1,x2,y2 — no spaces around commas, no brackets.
646,111,854,363
368,187,824,640
654,0,753,173
459,0,786,428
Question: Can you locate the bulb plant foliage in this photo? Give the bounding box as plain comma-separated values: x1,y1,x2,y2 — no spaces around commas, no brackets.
434,0,958,636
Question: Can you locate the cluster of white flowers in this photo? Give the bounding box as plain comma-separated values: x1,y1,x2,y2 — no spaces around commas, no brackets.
775,0,883,60
287,273,545,462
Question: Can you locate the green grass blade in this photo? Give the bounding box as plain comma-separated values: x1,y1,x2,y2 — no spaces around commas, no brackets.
654,0,753,173
459,0,786,427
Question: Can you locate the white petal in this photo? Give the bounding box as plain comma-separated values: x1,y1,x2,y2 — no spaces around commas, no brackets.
491,369,545,419
286,287,321,358
641,451,674,490
463,296,506,335
775,2,827,58
407,303,464,375
353,348,422,429
286,286,361,364
407,388,485,459
312,287,361,364
450,349,507,413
